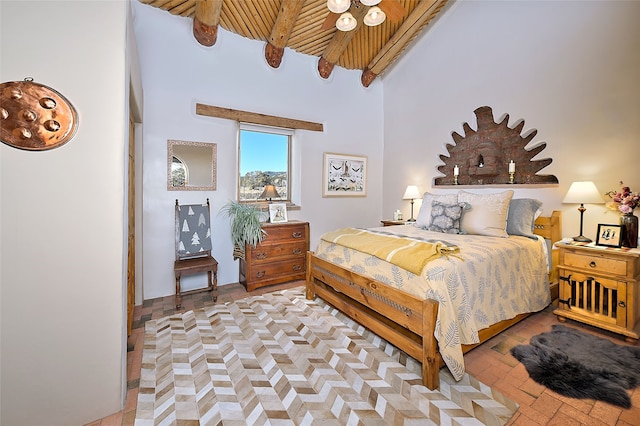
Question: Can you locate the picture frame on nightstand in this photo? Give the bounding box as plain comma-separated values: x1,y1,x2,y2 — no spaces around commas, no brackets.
596,223,622,247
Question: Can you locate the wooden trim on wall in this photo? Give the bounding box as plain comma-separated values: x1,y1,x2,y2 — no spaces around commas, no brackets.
196,103,323,132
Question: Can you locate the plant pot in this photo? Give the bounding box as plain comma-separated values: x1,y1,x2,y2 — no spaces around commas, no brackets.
620,213,638,248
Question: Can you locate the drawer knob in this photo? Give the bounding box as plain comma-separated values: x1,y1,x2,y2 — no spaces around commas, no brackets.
292,264,303,271
619,301,626,308
292,248,302,255
292,232,303,238
256,271,266,278
589,261,597,268
256,252,267,260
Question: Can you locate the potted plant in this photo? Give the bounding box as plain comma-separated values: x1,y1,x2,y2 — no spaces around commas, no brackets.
219,200,266,260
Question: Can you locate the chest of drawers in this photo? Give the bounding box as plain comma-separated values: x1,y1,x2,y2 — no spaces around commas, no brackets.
239,221,309,291
554,243,640,342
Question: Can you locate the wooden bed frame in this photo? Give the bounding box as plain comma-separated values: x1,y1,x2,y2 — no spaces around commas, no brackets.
306,210,561,390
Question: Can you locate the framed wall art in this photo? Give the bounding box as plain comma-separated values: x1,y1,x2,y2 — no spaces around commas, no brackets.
268,203,288,223
322,152,367,197
596,223,622,248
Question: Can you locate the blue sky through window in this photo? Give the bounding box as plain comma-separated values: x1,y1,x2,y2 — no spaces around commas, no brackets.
240,130,288,175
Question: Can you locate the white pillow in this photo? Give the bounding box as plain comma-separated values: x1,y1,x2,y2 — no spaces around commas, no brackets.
458,190,514,237
415,192,459,229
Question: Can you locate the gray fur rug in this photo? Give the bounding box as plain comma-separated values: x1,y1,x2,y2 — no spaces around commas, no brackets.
511,324,640,408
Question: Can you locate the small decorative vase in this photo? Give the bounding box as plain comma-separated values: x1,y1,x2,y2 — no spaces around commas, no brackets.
620,212,638,248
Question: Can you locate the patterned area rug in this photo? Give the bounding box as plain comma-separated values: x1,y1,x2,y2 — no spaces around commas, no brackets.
135,287,517,425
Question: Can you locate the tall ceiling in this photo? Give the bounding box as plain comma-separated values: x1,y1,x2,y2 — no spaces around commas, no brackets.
137,0,449,86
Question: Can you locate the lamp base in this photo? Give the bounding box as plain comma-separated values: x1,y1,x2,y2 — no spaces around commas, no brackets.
572,235,592,243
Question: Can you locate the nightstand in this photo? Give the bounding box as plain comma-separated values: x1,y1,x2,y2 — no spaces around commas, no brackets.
554,243,640,342
381,220,408,226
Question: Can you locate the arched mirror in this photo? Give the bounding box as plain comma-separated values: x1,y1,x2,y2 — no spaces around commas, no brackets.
167,140,217,191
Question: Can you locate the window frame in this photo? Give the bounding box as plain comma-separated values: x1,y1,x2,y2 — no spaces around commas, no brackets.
237,123,293,205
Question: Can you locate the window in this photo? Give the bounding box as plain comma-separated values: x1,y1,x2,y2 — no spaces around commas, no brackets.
238,124,292,202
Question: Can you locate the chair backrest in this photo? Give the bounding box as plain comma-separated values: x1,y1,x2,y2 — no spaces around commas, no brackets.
175,199,212,260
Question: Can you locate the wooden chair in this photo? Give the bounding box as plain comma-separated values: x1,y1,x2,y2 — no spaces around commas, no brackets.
174,199,218,309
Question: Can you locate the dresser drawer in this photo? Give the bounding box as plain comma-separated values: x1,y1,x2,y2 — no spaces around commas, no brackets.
247,241,307,263
245,258,305,280
261,223,307,244
563,251,628,276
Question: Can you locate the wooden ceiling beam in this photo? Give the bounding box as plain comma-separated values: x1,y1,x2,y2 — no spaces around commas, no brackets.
361,0,447,87
318,5,368,79
193,0,222,46
195,103,323,132
265,0,306,68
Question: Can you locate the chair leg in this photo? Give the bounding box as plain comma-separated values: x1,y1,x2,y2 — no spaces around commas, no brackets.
208,270,218,303
212,269,218,302
175,274,182,310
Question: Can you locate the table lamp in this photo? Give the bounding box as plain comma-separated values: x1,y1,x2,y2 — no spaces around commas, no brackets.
402,185,421,222
562,181,603,242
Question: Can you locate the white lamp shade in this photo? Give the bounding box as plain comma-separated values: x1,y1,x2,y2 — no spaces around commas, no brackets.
327,0,350,14
562,181,603,204
402,185,421,200
336,12,357,31
360,0,381,5
363,6,386,26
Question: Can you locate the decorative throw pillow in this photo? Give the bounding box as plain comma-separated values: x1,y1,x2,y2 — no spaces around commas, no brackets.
458,190,514,237
415,192,459,229
507,198,543,239
428,201,468,234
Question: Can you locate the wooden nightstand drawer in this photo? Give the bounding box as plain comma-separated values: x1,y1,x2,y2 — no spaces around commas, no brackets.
563,251,628,276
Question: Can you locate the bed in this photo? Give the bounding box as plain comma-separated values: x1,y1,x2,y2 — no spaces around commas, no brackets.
306,192,561,390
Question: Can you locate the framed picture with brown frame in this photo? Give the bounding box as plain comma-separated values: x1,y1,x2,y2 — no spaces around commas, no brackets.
322,152,367,197
596,223,622,248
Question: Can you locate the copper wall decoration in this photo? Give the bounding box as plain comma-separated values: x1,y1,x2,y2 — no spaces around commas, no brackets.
434,106,558,186
0,77,78,151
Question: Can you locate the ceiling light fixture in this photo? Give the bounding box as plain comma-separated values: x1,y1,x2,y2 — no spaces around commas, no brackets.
363,6,385,26
336,12,357,31
328,0,386,32
327,0,350,13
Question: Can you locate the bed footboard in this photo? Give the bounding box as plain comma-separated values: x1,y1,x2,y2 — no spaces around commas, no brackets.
306,252,441,389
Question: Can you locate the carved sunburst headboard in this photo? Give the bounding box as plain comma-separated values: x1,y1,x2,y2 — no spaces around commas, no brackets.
435,106,558,186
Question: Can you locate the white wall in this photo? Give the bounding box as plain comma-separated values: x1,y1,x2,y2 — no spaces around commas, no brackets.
383,0,640,242
133,2,384,299
0,1,129,425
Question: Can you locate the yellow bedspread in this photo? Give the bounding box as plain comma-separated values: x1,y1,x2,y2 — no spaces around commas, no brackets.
320,227,458,275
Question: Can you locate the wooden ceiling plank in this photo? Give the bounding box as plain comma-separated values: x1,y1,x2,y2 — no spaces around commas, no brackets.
367,0,447,75
222,1,254,38
246,0,272,37
193,0,222,46
164,0,192,14
379,0,407,22
196,103,323,132
231,2,260,38
195,0,221,26
268,0,305,48
266,0,305,67
172,1,195,16
321,4,368,64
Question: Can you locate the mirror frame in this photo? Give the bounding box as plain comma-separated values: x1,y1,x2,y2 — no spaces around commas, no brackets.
167,139,217,191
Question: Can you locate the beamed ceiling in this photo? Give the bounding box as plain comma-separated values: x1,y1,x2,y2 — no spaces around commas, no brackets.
137,0,449,87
